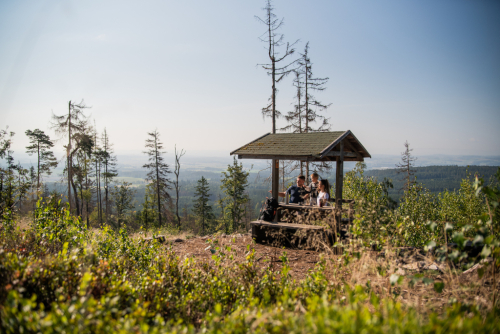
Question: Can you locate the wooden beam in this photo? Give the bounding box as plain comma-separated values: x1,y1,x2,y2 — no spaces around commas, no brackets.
318,156,363,162
238,154,319,161
346,132,372,158
335,140,344,210
319,130,351,157
323,151,358,158
236,154,363,162
342,139,363,160
272,158,279,203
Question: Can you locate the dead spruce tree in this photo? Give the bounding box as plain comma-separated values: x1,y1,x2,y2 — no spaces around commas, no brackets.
143,130,172,227
396,140,417,192
173,145,186,228
299,42,331,176
51,100,90,213
282,43,331,176
256,0,297,133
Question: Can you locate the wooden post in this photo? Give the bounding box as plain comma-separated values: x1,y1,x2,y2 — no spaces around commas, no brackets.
272,159,279,222
335,141,344,235
272,158,279,200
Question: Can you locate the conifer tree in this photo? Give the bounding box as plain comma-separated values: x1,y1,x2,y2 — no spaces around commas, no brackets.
100,128,118,224
193,176,214,234
140,184,157,231
300,43,331,135
0,127,14,159
92,124,103,225
2,150,16,214
15,161,30,212
220,157,249,233
51,100,90,212
74,135,94,227
396,141,417,192
256,0,297,134
143,130,172,227
173,145,186,227
0,128,14,216
111,181,136,229
283,43,331,176
25,129,58,197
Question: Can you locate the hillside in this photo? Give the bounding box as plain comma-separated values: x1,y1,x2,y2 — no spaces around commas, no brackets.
364,165,499,200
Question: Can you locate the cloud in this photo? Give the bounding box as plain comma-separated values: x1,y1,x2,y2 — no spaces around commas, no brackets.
95,34,107,41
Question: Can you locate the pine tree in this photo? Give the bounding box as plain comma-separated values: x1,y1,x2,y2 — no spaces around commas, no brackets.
25,129,58,198
100,128,118,224
51,100,90,212
0,127,14,159
0,128,14,216
92,124,103,225
396,141,417,192
220,157,249,233
74,134,94,228
193,176,214,235
143,130,172,227
2,150,16,214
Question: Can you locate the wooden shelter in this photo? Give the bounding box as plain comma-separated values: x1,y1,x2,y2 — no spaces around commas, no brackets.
230,130,371,208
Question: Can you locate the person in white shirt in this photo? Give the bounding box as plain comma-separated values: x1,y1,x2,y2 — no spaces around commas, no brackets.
317,179,331,206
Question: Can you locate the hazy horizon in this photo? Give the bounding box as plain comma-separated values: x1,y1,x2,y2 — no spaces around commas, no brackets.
1,0,499,159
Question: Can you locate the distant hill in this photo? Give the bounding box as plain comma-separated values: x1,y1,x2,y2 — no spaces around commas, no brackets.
365,165,499,200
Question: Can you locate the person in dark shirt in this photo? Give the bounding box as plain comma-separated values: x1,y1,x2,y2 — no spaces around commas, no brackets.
277,175,310,204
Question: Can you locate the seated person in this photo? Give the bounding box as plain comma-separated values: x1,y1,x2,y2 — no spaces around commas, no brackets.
274,175,310,204
305,172,320,200
317,179,331,206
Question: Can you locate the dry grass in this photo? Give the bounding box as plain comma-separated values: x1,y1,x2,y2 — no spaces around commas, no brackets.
149,231,499,315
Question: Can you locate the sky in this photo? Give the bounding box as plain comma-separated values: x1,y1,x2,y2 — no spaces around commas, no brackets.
1,0,499,163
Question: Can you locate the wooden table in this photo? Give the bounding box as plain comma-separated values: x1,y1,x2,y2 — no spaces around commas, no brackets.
277,202,353,224
278,203,335,211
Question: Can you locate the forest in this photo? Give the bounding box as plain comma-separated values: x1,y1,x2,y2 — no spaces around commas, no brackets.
1,0,499,332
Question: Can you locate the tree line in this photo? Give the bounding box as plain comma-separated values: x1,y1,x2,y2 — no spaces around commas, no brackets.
0,103,253,234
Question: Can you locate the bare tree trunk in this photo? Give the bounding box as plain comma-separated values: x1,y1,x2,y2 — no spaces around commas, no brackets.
105,162,108,224
98,160,102,224
67,101,72,212
71,176,80,216
174,146,185,228
155,138,162,227
37,141,40,200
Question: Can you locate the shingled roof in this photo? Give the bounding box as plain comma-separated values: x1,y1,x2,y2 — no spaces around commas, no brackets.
230,130,371,162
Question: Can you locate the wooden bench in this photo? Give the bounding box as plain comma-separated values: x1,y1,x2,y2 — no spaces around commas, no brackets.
250,220,337,250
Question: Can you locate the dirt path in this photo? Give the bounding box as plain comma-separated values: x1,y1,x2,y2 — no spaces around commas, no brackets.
167,233,323,280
